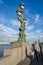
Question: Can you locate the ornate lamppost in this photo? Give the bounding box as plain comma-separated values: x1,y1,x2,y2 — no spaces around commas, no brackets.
16,2,27,43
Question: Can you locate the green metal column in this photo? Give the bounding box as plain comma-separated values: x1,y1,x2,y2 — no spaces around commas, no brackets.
16,3,27,43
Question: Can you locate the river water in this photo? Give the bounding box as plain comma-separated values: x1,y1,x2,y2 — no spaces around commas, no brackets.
0,44,12,57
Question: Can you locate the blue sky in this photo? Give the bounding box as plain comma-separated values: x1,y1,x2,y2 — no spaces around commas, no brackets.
0,0,43,42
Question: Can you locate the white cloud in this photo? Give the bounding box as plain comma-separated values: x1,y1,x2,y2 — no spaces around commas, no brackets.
11,19,20,27
0,17,5,22
26,36,38,42
25,9,29,14
0,24,19,41
0,35,18,42
0,24,19,36
25,32,38,42
35,14,40,23
25,19,29,27
25,10,40,26
36,29,41,33
0,0,3,4
0,14,42,42
25,31,43,42
26,25,34,31
0,24,43,42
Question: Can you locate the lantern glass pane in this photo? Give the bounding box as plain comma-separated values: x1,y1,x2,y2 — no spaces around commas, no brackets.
18,11,21,16
21,5,24,9
23,20,26,23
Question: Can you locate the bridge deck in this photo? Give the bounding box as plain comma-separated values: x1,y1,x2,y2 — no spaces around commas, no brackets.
17,56,43,65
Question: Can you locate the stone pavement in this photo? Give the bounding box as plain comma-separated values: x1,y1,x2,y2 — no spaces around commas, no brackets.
17,58,31,65
17,56,43,65
17,44,43,65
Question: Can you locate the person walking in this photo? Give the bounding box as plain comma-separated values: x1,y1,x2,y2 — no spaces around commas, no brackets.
32,44,38,61
34,49,38,61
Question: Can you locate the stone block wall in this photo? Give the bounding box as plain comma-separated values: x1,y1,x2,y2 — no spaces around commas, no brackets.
4,48,12,57
0,42,40,65
0,42,26,65
26,44,32,55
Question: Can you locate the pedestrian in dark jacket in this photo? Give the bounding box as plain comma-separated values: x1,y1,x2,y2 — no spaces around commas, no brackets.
35,49,38,61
